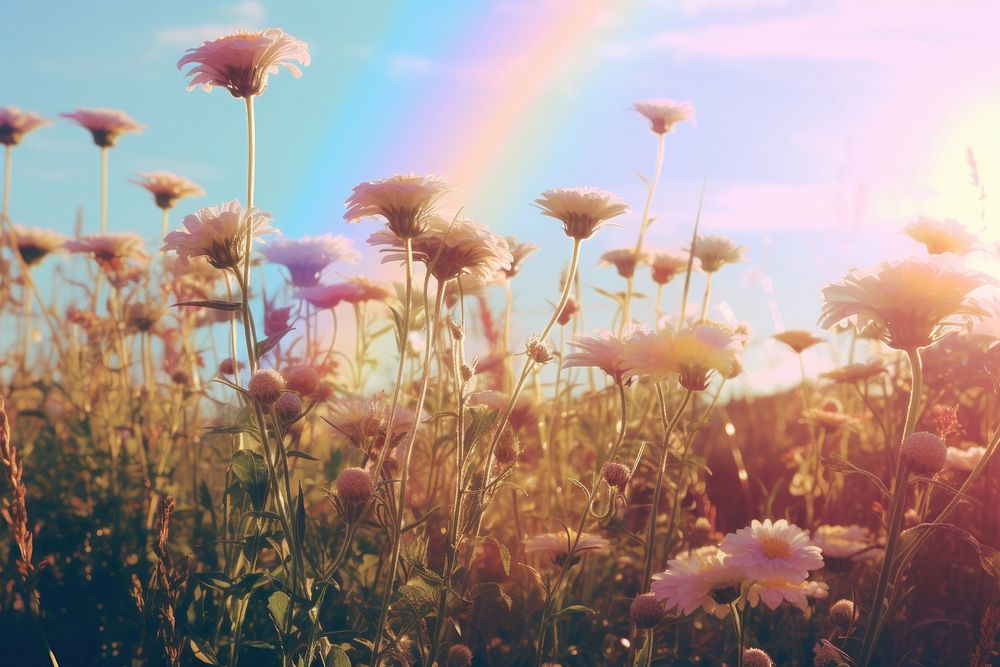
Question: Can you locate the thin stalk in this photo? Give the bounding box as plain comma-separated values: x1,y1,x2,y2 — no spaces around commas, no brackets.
160,208,169,239
678,182,706,326
2,145,11,217
856,347,922,666
623,132,666,329
730,602,745,667
372,279,445,665
699,272,713,321
100,146,108,233
642,387,693,589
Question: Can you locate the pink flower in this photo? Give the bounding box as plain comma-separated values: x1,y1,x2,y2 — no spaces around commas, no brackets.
10,225,65,266
131,171,205,210
634,99,696,135
368,216,512,284
161,200,276,269
650,546,742,618
66,233,147,272
650,248,698,285
523,530,610,560
748,579,829,611
260,235,360,287
564,328,641,384
344,173,449,239
177,28,310,98
0,107,51,146
623,320,743,391
296,283,365,309
343,277,394,304
504,235,539,278
536,187,629,241
599,248,648,279
720,519,823,583
60,108,144,148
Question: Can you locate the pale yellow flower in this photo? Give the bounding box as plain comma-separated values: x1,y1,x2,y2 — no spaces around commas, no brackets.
819,255,989,350
773,330,824,354
344,173,448,239
536,187,629,241
904,216,976,255
633,99,696,135
689,234,745,273
624,320,743,391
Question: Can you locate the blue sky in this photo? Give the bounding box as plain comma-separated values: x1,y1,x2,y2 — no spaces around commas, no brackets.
5,0,999,389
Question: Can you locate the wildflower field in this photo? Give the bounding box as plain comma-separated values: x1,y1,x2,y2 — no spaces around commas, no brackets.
3,4,1000,667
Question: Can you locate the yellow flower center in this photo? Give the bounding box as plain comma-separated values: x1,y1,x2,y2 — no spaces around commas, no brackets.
761,536,791,559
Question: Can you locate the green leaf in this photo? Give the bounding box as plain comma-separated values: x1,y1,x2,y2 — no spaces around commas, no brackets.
295,482,306,543
464,406,499,447
551,604,596,620
194,571,233,592
267,590,290,629
231,450,270,512
286,450,319,462
389,305,405,354
822,454,890,498
330,646,351,667
483,536,511,576
255,326,294,360
189,636,220,664
468,581,512,611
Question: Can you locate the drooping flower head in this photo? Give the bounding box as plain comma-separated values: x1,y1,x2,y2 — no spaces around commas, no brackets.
688,234,745,273
720,519,823,582
177,28,310,98
369,215,512,284
536,187,629,241
819,361,886,385
295,283,365,309
0,107,51,146
650,248,698,285
60,108,144,148
564,328,640,385
162,200,276,269
773,330,824,354
523,530,610,563
810,525,877,567
904,216,977,255
623,320,743,391
503,235,539,278
599,248,648,279
650,546,743,618
131,171,205,210
66,233,147,273
10,225,65,266
260,235,360,287
819,255,989,350
344,173,449,239
634,99,696,135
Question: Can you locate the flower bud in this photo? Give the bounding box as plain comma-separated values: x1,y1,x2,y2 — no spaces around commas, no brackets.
247,368,285,406
630,593,665,629
743,648,774,667
445,645,473,667
274,392,302,422
828,599,856,630
336,467,374,505
901,431,947,475
601,461,631,491
284,364,320,397
526,337,554,365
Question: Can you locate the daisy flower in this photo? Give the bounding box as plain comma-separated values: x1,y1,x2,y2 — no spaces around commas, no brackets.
748,579,829,611
904,216,976,255
773,330,824,354
66,233,147,272
633,99,696,135
811,525,877,564
523,530,610,561
327,391,418,451
650,546,742,618
344,173,449,239
819,255,989,350
599,248,648,279
369,215,512,284
0,107,51,146
10,225,65,266
131,171,205,211
343,276,394,304
536,187,629,241
720,519,823,582
564,328,641,385
177,28,310,98
260,235,360,287
503,235,539,278
60,108,144,147
820,361,887,385
162,200,276,269
623,320,743,391
650,248,698,285
689,234,745,273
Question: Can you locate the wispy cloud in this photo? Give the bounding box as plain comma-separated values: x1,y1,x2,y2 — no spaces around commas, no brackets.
153,0,266,50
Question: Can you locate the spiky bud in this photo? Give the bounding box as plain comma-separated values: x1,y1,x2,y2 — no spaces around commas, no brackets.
247,368,285,406
630,593,665,629
274,392,302,422
336,467,374,505
284,364,320,397
828,599,856,630
901,431,947,475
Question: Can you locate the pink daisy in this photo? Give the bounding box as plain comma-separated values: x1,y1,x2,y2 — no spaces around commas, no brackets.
720,519,823,583
131,171,205,210
0,106,51,146
60,108,144,148
161,200,276,269
564,328,641,384
177,28,310,98
260,235,360,287
66,233,147,272
344,173,449,239
650,546,742,618
296,283,365,309
633,99,696,135
535,187,629,241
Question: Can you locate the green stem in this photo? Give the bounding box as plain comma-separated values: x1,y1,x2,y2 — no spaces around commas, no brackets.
642,387,692,589
100,146,108,233
730,602,745,667
856,347,922,666
371,279,445,665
